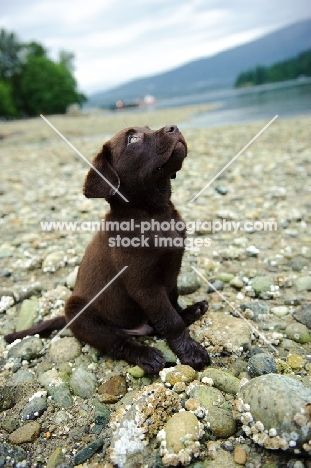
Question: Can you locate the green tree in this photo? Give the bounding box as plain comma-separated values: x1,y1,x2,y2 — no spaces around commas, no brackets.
0,80,16,116
0,28,86,117
16,55,85,116
24,41,47,59
235,69,255,87
254,66,267,85
235,48,311,88
0,29,22,80
298,50,311,76
59,50,75,73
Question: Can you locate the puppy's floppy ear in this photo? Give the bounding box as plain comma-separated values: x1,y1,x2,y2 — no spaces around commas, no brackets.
83,143,120,199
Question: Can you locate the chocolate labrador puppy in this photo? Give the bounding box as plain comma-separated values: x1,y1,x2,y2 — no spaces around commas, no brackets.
5,125,211,373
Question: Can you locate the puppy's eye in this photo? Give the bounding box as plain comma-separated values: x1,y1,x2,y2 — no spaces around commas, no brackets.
128,135,140,144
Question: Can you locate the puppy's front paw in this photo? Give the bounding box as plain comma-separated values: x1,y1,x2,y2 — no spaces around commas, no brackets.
136,346,166,374
180,300,208,325
169,330,210,370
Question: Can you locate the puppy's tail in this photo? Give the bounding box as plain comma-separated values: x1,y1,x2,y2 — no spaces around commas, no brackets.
4,316,67,344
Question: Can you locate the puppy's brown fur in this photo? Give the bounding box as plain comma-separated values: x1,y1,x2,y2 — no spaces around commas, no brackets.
5,125,210,373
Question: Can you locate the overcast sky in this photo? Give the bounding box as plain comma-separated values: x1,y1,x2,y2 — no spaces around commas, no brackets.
1,0,310,95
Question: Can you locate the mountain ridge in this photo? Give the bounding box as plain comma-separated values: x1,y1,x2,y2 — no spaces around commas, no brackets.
88,18,311,106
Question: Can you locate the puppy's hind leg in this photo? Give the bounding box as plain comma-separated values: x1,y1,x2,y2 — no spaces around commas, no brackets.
65,296,166,374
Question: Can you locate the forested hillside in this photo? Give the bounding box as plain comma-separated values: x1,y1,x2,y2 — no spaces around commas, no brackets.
235,49,311,87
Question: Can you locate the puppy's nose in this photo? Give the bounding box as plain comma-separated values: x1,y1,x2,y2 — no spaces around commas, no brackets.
164,125,179,134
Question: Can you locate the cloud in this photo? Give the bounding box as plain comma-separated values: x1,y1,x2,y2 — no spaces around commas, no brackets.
1,0,310,93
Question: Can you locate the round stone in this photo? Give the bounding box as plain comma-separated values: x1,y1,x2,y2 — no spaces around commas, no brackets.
250,277,273,296
165,411,200,453
48,337,82,362
237,374,311,453
285,323,311,344
271,306,289,317
177,272,201,295
247,353,277,377
295,276,311,292
201,368,240,395
207,407,237,438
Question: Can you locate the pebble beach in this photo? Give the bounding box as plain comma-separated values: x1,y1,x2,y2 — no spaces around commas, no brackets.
0,107,311,467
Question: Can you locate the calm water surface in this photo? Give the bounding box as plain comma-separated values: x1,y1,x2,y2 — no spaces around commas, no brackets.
156,79,311,128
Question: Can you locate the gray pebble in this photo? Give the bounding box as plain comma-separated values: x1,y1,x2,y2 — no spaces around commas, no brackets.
247,353,277,377
0,270,11,278
215,184,228,195
70,367,97,398
0,385,15,411
280,339,303,351
74,438,104,465
11,369,35,386
230,276,244,289
93,398,111,434
287,257,309,272
238,374,311,452
0,442,26,463
1,416,20,433
15,299,39,332
240,302,269,323
293,303,311,329
177,272,201,295
22,396,47,420
246,246,260,257
14,283,42,302
48,382,73,408
248,347,266,358
271,306,289,317
48,337,82,362
8,336,43,361
295,276,311,292
207,280,224,293
11,359,22,373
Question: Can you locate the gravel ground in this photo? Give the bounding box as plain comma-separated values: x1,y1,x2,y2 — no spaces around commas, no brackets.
0,107,311,468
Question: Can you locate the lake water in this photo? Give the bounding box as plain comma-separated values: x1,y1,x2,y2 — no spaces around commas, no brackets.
156,78,311,128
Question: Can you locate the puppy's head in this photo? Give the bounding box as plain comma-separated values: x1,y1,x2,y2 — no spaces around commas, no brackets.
83,125,187,201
